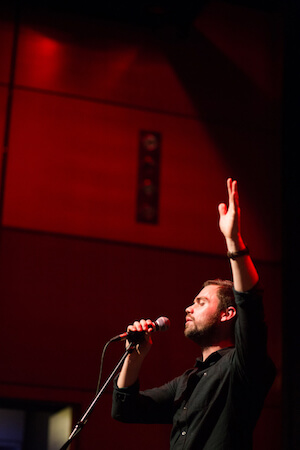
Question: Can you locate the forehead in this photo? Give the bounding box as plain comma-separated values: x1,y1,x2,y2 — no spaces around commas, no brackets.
195,284,220,302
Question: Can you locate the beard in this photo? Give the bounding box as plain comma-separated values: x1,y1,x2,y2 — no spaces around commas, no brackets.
184,312,222,347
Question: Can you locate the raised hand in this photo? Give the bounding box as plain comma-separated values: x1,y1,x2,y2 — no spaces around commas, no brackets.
218,178,241,243
218,178,258,291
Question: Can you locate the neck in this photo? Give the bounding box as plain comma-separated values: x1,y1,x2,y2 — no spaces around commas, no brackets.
201,338,234,361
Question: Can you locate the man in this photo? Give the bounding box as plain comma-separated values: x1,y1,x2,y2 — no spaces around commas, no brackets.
111,178,276,449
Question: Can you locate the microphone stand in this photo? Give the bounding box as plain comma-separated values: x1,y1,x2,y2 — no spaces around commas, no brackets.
59,341,136,450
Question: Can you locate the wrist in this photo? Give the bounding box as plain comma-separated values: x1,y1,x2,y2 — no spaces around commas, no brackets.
127,343,151,363
227,246,249,260
225,234,245,253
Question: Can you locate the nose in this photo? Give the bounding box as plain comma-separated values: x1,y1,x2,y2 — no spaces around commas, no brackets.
185,304,193,314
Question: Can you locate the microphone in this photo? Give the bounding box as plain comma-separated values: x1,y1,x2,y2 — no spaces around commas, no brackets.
110,316,170,343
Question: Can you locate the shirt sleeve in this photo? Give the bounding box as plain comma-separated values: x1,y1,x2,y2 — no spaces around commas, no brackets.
233,284,276,385
111,375,177,424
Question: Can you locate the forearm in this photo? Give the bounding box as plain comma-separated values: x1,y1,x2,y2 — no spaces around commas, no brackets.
226,234,259,292
117,352,146,388
117,319,153,388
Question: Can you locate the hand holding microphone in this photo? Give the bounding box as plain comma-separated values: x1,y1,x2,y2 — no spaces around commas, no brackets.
111,316,170,343
115,317,170,388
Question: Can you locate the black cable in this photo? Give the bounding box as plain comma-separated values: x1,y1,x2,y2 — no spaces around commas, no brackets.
95,338,117,395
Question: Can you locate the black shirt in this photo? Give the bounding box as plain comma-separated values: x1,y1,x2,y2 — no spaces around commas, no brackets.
112,286,276,449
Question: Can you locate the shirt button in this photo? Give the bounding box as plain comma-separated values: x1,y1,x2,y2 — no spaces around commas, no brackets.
182,431,187,436
203,372,207,376
183,406,187,410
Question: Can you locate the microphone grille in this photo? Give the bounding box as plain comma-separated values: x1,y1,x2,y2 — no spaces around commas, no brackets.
155,316,170,332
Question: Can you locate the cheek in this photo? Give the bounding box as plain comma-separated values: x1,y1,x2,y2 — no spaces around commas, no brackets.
195,309,217,325
194,310,205,324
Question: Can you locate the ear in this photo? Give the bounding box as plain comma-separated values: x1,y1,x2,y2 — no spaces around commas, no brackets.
220,306,237,322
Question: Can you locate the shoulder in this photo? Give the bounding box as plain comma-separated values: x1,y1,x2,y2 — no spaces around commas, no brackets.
233,283,264,318
233,282,263,304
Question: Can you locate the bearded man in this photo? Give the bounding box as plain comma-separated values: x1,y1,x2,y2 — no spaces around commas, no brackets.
111,178,276,450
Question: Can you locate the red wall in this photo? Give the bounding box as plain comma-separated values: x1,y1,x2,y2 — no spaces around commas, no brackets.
0,1,282,449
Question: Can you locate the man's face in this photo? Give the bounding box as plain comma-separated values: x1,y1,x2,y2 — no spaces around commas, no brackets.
184,285,222,346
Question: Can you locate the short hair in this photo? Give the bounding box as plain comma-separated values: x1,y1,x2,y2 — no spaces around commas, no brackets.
203,279,236,311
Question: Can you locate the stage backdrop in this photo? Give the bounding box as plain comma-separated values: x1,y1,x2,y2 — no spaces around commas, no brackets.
0,2,282,449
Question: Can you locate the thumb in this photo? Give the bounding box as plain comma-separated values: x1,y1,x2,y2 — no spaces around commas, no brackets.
218,202,227,217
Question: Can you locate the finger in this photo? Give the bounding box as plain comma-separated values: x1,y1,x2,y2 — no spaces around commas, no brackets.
232,180,239,208
145,319,155,331
134,320,144,332
140,319,155,334
227,178,233,196
127,321,143,332
225,178,233,211
140,319,152,330
218,202,227,216
228,179,239,212
127,324,137,332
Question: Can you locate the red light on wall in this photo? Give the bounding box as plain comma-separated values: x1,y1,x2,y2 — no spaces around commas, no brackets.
24,32,62,85
39,36,59,54
136,131,161,224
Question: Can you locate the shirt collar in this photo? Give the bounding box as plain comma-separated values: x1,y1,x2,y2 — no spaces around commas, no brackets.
194,347,234,369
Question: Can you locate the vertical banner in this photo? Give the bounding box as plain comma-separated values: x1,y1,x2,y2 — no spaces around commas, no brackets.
136,130,161,224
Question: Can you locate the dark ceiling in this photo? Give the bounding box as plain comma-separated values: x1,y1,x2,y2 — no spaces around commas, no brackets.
26,0,284,24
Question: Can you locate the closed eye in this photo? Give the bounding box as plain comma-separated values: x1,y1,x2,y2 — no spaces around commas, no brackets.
195,297,207,306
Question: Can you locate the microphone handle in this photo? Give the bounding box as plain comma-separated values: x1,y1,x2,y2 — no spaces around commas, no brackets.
111,323,156,343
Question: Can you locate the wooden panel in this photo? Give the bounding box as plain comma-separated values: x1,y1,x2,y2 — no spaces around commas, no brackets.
0,86,8,188
0,18,14,84
14,4,282,126
3,88,280,260
0,86,8,143
2,88,225,252
15,18,196,116
0,228,281,390
0,228,282,449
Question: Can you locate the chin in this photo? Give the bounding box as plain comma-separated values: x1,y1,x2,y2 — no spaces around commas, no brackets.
184,327,199,340
184,324,217,346
184,323,194,336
